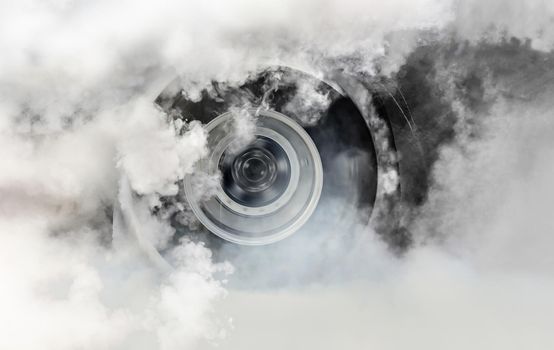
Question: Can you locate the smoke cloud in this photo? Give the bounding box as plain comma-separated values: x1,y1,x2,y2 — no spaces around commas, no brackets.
1,0,554,349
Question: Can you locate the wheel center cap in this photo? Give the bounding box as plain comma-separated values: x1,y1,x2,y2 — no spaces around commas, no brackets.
242,157,269,182
233,148,277,191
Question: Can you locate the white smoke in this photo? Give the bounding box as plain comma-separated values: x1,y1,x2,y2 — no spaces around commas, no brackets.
1,0,554,349
454,0,554,51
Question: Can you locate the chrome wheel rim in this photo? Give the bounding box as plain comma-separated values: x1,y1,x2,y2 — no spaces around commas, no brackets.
184,108,323,245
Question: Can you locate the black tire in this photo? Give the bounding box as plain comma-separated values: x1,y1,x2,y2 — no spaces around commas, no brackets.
154,67,402,269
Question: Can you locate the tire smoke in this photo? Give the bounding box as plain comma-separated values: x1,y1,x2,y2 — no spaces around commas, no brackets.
1,1,553,350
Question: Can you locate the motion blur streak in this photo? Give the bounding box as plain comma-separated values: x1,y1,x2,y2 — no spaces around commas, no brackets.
0,0,553,349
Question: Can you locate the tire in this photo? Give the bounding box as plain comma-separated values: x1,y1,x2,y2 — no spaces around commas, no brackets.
154,66,403,265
